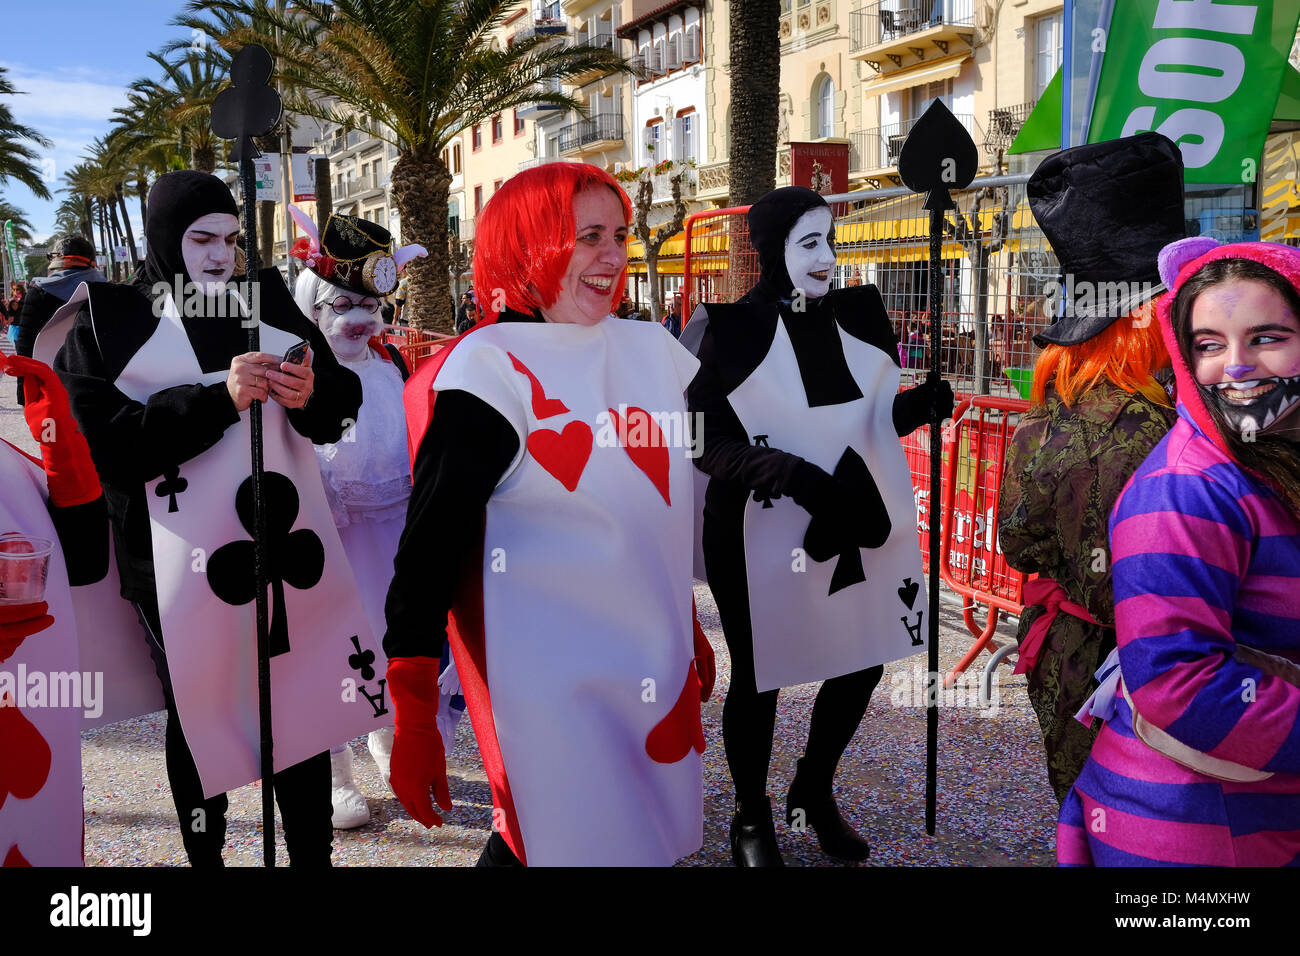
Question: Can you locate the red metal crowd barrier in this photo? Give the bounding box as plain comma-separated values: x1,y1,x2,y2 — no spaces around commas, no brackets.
383,326,455,374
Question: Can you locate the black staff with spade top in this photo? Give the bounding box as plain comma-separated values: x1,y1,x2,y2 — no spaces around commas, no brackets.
897,100,978,835
41,45,362,867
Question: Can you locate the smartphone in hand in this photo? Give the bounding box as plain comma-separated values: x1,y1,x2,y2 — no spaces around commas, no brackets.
282,340,311,366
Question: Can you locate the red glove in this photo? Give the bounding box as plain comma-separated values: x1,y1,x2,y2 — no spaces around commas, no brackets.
2,355,101,508
387,655,453,828
0,602,54,665
692,597,715,703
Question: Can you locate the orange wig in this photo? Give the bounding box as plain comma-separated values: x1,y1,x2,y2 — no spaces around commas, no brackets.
471,163,633,322
1030,298,1172,408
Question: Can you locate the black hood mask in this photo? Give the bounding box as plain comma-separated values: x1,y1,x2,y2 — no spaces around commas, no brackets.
136,170,240,307
742,186,833,305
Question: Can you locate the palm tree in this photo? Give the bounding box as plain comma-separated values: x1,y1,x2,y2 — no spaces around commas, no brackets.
125,50,228,174
53,198,87,240
0,200,34,245
87,137,140,271
61,162,103,268
728,0,781,205
199,0,634,332
0,65,54,200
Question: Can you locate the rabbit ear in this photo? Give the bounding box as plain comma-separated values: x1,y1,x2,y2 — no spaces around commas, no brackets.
288,204,321,251
393,244,427,270
1158,236,1221,288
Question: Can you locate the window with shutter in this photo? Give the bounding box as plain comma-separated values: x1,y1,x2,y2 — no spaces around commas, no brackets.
683,26,699,63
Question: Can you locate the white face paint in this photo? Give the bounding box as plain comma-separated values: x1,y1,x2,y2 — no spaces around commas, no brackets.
783,207,837,300
312,283,383,361
181,212,240,295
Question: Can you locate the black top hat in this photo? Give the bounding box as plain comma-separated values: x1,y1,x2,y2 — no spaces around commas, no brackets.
292,212,399,296
1028,131,1186,347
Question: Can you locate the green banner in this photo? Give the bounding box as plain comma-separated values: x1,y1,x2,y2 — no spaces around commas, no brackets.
4,220,26,281
1087,0,1300,183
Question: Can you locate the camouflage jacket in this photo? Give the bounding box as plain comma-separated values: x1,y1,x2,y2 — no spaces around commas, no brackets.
999,382,1176,623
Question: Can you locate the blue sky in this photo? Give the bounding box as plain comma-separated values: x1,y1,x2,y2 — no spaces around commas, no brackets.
1,1,194,241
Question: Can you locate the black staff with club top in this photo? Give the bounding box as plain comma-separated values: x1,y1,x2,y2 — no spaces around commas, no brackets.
211,44,283,867
896,100,978,835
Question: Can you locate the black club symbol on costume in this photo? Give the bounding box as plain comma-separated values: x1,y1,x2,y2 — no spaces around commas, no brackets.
206,472,325,657
348,636,376,681
155,466,188,513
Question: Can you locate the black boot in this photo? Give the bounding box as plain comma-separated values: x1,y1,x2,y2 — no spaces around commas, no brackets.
729,796,784,867
786,758,869,862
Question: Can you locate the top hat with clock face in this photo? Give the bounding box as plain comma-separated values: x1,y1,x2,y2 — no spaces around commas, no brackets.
288,206,426,297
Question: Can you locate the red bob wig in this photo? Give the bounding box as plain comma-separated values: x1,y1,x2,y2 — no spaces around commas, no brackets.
472,163,633,322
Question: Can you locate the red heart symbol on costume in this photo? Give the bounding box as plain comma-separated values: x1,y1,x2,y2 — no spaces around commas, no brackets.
645,666,705,764
3,844,31,867
608,406,671,505
527,420,593,492
0,694,52,811
508,352,570,420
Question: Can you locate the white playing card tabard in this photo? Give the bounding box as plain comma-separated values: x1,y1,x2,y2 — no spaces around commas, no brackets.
37,289,389,799
430,319,703,866
0,445,86,866
727,320,925,692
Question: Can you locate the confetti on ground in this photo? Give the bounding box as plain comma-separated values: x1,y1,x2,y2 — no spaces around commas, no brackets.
80,581,1057,867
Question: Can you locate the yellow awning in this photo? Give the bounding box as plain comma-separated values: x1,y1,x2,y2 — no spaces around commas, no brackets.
627,232,687,260
626,258,685,275
862,54,972,98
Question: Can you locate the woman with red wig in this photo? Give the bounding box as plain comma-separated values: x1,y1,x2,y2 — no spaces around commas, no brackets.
999,134,1182,803
381,163,711,866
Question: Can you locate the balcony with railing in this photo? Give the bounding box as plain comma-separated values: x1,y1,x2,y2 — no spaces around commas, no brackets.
517,154,568,172
850,1,976,64
336,169,387,199
568,30,618,85
984,100,1036,156
326,127,375,157
513,17,568,43
849,111,976,176
518,76,566,118
650,165,697,204
558,112,624,155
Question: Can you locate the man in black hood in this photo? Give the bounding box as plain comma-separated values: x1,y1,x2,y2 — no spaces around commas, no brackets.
13,234,105,405
49,170,362,867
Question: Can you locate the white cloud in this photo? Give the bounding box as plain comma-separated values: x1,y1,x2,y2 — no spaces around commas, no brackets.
0,61,129,125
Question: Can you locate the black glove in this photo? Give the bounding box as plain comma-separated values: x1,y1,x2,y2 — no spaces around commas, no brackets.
892,373,955,436
789,454,891,562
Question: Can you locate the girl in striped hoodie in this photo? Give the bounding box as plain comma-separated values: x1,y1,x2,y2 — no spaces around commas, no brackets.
1059,239,1300,866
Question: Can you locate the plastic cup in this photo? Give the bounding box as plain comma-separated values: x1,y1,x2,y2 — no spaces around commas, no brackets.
0,533,53,604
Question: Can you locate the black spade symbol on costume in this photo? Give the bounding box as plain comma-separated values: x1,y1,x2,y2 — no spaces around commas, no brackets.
897,100,978,210
207,472,325,657
210,45,282,163
155,466,188,513
802,447,890,596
